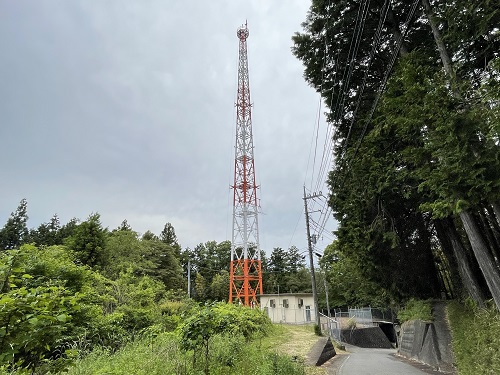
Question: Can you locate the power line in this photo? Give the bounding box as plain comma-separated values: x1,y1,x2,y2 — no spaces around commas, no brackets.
335,0,421,191
305,0,373,247
310,1,395,244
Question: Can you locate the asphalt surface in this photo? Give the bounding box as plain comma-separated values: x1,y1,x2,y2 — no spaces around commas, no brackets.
326,345,437,375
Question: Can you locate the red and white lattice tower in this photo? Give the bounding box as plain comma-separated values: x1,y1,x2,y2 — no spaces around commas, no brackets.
229,22,263,306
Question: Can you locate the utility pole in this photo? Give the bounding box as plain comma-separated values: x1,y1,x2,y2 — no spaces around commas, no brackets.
303,186,321,329
187,259,191,298
229,22,263,306
323,271,331,318
314,250,331,319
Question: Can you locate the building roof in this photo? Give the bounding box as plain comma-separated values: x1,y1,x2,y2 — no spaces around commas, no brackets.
260,293,313,297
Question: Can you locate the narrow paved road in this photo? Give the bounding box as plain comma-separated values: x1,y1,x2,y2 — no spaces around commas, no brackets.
328,345,436,375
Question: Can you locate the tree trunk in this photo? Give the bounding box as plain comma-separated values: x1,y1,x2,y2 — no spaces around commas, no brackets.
434,217,486,306
421,0,467,103
486,205,500,258
478,208,500,265
433,219,460,295
460,210,500,310
492,202,500,226
204,340,210,375
421,0,455,83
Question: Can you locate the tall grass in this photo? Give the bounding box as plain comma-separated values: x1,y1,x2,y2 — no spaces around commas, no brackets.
65,329,305,375
397,299,433,323
448,300,500,375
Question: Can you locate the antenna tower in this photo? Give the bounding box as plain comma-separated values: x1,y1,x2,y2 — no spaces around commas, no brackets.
229,22,263,306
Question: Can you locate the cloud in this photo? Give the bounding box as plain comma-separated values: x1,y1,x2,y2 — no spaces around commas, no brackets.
0,0,336,253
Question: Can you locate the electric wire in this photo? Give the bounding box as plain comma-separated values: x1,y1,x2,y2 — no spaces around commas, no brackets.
337,0,390,165
312,0,393,242
294,0,338,251
329,0,371,140
310,0,418,247
313,0,370,193
336,0,421,191
306,0,373,245
226,65,238,244
300,0,410,250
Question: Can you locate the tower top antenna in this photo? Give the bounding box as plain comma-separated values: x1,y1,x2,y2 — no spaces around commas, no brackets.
237,22,249,41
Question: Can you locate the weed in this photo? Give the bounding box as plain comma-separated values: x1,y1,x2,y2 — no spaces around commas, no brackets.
448,300,500,375
397,299,433,323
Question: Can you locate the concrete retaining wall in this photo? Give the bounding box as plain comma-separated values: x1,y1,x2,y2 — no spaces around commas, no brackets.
341,326,393,348
397,302,456,373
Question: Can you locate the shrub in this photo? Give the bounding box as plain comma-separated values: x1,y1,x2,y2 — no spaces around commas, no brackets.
178,303,272,374
448,300,500,375
397,299,433,323
0,248,81,372
314,323,323,335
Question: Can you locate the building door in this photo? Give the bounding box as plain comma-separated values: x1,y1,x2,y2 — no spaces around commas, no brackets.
305,306,311,322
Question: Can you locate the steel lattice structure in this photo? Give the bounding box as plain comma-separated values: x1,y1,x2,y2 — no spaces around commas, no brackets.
229,22,263,306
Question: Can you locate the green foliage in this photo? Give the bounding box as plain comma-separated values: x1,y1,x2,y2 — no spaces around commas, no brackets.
178,303,272,373
194,272,207,301
140,239,184,290
65,333,189,375
97,229,184,290
159,222,181,257
321,242,391,307
0,248,80,372
182,240,231,302
313,324,322,336
0,199,29,250
448,300,500,375
397,299,433,323
78,268,178,348
66,330,305,375
265,246,310,295
65,213,107,267
28,214,62,247
0,243,189,373
209,270,229,301
100,230,143,279
293,0,500,309
114,219,132,232
141,230,158,241
112,271,165,331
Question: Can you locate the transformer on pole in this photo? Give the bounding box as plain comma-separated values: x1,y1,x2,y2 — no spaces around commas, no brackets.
229,22,263,306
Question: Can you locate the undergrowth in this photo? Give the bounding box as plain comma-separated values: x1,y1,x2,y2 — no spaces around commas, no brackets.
64,327,305,375
397,299,433,323
448,300,500,375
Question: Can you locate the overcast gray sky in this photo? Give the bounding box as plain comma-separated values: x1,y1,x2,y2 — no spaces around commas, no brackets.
0,1,336,254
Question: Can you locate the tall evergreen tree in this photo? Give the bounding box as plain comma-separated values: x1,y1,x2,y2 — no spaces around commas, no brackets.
0,199,29,250
140,238,184,290
292,0,500,306
66,213,107,268
160,222,181,258
28,214,62,247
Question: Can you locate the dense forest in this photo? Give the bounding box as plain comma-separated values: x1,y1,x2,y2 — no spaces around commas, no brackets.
293,0,499,309
0,199,316,372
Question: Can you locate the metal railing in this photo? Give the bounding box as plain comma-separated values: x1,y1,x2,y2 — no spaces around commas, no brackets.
320,313,341,342
321,306,394,342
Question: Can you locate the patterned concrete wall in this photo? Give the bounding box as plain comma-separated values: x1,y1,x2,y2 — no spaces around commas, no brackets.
398,302,456,373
